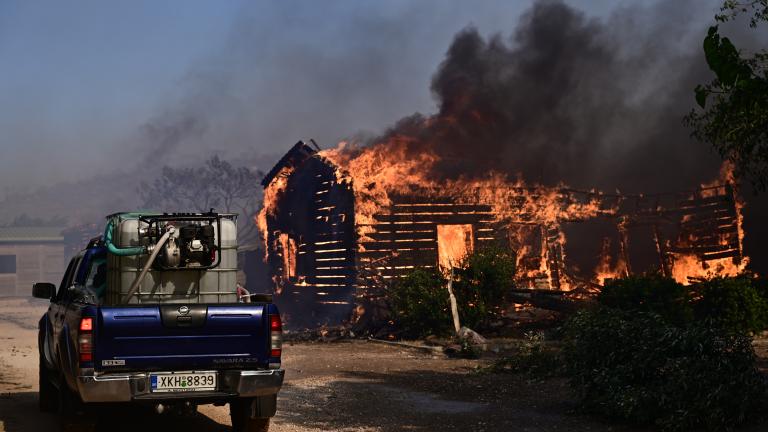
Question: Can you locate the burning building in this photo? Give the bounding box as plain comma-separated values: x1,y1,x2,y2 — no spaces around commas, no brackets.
255,0,757,328
258,140,748,327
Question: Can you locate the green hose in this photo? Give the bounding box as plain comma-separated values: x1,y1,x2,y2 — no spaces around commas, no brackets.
103,218,146,256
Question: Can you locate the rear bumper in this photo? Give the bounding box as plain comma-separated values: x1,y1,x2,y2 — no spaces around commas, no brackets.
76,369,284,403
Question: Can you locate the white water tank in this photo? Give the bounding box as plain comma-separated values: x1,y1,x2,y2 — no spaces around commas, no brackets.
105,213,239,305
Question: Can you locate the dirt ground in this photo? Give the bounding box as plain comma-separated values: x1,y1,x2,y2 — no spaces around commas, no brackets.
0,297,763,432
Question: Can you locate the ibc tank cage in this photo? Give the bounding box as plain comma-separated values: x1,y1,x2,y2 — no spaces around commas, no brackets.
103,212,239,305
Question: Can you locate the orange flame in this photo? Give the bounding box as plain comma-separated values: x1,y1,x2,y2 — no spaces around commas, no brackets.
261,133,749,292
319,138,623,290
322,135,750,288
257,165,295,258
668,161,748,284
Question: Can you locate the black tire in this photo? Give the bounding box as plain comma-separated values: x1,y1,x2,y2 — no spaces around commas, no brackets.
39,356,58,412
230,399,271,432
57,375,96,432
57,374,74,415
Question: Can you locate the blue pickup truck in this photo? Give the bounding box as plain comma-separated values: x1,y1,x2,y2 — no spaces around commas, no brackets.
32,212,283,432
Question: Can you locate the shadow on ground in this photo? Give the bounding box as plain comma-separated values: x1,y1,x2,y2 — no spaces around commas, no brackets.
0,391,227,432
274,368,637,432
275,366,768,432
0,392,58,431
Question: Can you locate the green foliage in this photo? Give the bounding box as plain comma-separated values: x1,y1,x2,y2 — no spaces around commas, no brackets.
686,2,768,191
598,275,768,334
452,245,516,328
754,276,768,299
388,246,515,337
597,275,693,326
717,1,768,27
387,268,452,338
567,276,768,428
563,308,767,431
694,277,768,334
490,331,562,378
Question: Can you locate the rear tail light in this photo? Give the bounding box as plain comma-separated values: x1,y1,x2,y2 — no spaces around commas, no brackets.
79,317,94,364
269,314,282,367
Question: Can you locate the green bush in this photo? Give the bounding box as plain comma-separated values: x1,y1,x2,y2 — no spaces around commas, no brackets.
387,268,452,338
453,245,516,328
388,246,515,337
694,277,768,334
563,308,766,431
597,275,693,326
598,275,768,334
489,331,562,378
754,277,768,300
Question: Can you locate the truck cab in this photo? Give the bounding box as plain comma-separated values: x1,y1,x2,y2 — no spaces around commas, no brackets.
34,212,283,432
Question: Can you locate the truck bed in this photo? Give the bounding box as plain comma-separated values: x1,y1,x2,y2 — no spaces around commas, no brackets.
93,303,274,372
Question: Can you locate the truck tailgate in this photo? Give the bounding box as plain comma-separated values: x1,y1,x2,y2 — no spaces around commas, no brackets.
94,304,269,371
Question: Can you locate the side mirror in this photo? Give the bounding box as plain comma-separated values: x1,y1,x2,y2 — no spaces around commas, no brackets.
32,282,56,300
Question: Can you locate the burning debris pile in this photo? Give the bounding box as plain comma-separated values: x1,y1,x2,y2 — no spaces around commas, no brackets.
258,141,747,327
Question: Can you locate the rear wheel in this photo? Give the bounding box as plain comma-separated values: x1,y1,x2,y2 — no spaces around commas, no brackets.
38,357,57,412
230,399,271,432
57,374,96,432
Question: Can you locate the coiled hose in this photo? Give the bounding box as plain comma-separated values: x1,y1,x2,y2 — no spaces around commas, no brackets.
103,219,146,256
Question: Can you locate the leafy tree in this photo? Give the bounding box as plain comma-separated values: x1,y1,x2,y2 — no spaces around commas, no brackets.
686,1,768,191
717,0,768,26
138,156,263,243
453,245,516,328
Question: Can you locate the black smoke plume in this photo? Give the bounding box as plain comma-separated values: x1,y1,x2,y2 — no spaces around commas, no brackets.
370,0,723,192
356,0,768,274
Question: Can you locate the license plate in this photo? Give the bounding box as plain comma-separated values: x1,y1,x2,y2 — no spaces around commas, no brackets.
150,372,217,393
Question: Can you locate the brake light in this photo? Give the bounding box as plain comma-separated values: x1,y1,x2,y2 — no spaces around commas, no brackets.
270,314,282,332
269,314,282,361
79,317,94,364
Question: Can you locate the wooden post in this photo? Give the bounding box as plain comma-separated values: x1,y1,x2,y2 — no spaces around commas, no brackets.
652,224,670,277
618,217,632,277
446,267,461,334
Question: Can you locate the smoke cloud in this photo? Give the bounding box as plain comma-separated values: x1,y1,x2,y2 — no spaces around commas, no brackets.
365,0,746,192
2,0,766,272
336,0,768,274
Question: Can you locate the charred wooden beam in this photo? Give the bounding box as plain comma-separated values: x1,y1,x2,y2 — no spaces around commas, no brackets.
507,289,590,313
390,203,494,213
373,213,495,224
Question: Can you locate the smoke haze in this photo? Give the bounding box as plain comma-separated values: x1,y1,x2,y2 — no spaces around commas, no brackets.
1,0,766,271
365,0,761,193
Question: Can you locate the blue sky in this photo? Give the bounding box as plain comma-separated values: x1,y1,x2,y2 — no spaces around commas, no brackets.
0,0,722,196
0,1,241,191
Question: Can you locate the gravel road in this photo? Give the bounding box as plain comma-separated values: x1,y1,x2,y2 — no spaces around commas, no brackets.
0,298,692,431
